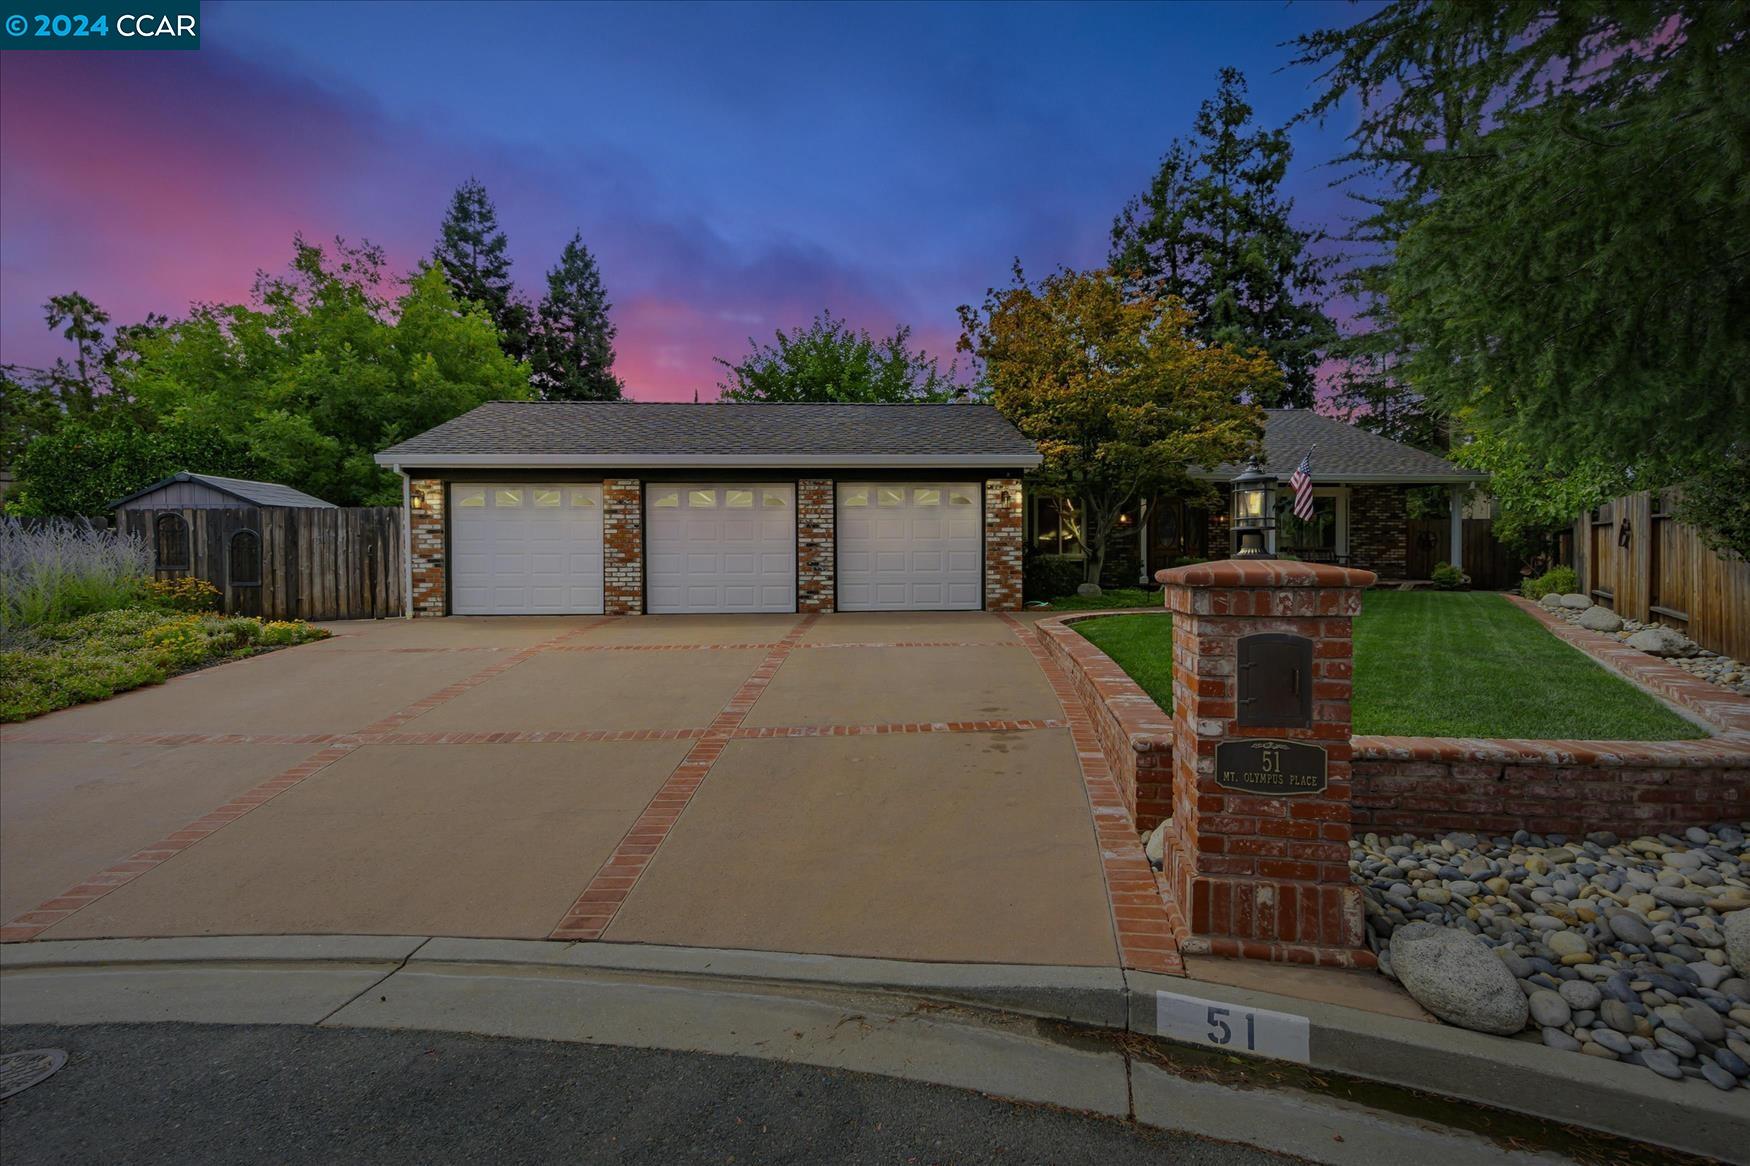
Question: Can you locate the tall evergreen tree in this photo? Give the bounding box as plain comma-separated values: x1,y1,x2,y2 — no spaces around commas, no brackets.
1110,68,1335,409
432,178,531,362
529,233,624,400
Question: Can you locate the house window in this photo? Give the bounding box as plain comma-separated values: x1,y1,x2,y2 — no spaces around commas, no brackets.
1031,496,1082,556
155,514,189,570
229,529,261,586
1276,497,1339,559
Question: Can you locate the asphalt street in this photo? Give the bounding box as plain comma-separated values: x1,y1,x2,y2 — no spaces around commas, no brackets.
0,1023,1289,1165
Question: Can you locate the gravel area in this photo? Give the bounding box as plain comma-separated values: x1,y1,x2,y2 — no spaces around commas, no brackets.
1539,596,1750,696
1355,825,1750,1091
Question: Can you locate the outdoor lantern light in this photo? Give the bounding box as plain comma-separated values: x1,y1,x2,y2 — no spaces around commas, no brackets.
1230,456,1277,559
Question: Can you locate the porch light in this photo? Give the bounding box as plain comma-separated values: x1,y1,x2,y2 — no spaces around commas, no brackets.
1230,456,1276,559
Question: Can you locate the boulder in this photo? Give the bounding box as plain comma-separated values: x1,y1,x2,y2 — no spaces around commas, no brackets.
1389,923,1530,1035
1726,909,1750,979
1558,593,1592,610
1538,592,1565,609
1625,626,1693,657
1577,605,1623,633
1075,582,1103,597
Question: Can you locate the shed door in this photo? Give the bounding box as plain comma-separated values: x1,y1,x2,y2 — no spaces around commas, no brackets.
836,483,982,610
449,484,604,615
646,484,796,613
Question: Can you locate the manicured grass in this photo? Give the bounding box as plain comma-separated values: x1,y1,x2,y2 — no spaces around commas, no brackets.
1071,591,1707,741
1042,587,1159,610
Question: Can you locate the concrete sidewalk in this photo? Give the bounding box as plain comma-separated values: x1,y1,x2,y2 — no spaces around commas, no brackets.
1,935,1738,1162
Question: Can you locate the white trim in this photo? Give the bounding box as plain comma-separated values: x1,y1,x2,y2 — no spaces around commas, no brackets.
393,464,412,620
1269,486,1348,559
374,452,1041,469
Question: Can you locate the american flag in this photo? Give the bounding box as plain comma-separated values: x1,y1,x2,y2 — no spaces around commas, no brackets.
1289,449,1315,521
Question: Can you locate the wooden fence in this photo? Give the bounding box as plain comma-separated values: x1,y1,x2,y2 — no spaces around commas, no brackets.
120,507,403,622
1571,491,1750,660
1405,517,1519,590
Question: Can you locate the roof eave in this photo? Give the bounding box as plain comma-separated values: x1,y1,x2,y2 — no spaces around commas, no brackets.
1191,470,1488,484
374,452,1042,470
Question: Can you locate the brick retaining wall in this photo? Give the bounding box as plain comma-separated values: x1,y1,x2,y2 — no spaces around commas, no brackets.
1035,611,1174,826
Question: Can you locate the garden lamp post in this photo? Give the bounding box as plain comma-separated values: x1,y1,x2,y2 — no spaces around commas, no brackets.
1230,456,1277,559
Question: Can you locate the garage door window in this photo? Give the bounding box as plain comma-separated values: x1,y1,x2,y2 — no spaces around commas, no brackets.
913,488,941,506
495,488,522,507
725,488,754,508
456,486,486,507
651,488,679,508
534,489,561,508
689,489,717,508
568,489,597,507
878,487,904,507
841,487,869,507
762,489,788,508
949,488,976,506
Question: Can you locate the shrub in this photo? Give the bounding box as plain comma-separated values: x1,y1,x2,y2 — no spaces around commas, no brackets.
1521,564,1578,600
1024,553,1086,601
143,576,221,614
1430,561,1466,590
0,517,151,632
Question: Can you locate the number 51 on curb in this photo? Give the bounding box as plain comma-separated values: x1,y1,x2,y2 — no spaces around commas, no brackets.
1154,990,1311,1063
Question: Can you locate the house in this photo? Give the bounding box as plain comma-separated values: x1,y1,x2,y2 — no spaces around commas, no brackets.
373,401,1041,616
1027,409,1490,586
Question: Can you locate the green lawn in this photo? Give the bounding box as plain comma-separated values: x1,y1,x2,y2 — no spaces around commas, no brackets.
1070,591,1706,741
1042,587,1159,611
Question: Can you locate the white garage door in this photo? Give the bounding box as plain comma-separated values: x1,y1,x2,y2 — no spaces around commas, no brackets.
449,484,604,615
646,484,796,613
837,482,981,611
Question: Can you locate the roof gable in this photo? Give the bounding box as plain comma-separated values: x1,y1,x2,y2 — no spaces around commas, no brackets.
107,472,336,510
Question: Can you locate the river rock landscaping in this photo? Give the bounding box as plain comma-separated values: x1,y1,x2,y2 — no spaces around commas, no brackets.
1356,825,1750,1091
1538,592,1750,696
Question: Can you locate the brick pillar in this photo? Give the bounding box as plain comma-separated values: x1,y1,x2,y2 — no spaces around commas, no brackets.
797,478,835,613
409,478,447,616
1154,559,1376,964
984,477,1022,611
603,478,643,615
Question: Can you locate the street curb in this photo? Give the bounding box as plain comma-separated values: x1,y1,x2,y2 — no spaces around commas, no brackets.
3,936,1742,1160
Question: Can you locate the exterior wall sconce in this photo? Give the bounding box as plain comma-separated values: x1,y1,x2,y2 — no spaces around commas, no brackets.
1230,456,1277,559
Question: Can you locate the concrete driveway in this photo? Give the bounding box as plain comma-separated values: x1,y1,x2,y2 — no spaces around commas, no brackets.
1,611,1153,968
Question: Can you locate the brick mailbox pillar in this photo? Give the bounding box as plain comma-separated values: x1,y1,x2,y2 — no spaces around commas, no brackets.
1153,559,1377,965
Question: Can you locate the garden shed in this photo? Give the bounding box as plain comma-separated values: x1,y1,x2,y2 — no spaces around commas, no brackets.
108,473,401,620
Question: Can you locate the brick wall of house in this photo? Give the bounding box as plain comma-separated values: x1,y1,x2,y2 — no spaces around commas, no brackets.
984,477,1023,611
409,478,446,616
1204,488,1230,559
603,478,644,615
797,478,835,613
1349,484,1408,580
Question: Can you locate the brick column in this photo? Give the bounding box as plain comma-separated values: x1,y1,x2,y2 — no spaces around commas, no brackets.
1154,559,1376,965
603,478,643,616
797,478,835,613
984,477,1022,611
409,478,447,616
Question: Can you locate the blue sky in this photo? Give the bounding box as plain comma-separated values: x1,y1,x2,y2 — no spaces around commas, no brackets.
0,0,1377,397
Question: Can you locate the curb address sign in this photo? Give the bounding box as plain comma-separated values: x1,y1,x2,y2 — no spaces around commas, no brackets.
1215,739,1327,796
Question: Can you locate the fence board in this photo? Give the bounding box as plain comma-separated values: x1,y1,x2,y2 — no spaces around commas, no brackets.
1572,491,1749,660
1404,517,1518,589
124,506,402,622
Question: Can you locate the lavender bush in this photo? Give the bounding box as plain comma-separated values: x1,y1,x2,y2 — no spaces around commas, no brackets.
0,517,152,633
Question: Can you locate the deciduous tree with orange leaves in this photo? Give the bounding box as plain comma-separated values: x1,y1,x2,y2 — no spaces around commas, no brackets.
959,266,1275,587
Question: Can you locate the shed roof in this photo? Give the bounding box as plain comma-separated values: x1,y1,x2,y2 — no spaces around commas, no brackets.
375,401,1041,468
108,472,337,510
1203,410,1486,483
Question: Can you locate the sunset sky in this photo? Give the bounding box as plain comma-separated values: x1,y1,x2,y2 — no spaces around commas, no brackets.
0,1,1375,400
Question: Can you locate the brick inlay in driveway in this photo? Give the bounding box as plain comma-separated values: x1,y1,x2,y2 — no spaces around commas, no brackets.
549,615,819,940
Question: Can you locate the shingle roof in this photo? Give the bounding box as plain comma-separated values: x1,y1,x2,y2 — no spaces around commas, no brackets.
375,401,1040,466
1205,410,1486,483
107,473,337,510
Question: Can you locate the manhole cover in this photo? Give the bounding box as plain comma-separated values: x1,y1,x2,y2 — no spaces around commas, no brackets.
0,1049,67,1099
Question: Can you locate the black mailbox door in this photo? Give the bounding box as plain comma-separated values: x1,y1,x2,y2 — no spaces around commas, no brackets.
1237,633,1313,728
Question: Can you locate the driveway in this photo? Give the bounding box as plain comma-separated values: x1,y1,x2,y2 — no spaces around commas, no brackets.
1,611,1156,969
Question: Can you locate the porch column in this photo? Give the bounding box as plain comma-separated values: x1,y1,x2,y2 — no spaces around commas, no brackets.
1448,485,1464,576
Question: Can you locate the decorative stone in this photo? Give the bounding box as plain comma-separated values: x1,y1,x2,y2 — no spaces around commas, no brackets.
1577,605,1623,632
1725,909,1750,978
1390,924,1529,1035
1558,593,1592,610
1528,990,1570,1028
1559,980,1601,1011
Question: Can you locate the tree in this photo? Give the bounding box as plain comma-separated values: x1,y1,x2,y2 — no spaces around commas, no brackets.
432,178,531,362
529,233,623,400
1295,2,1750,550
715,311,961,403
41,292,111,413
958,266,1274,584
1110,68,1335,408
